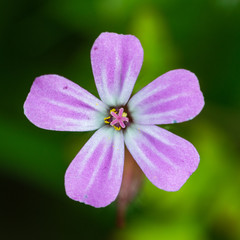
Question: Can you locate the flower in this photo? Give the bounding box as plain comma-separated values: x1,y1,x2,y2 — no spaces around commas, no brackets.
24,32,204,208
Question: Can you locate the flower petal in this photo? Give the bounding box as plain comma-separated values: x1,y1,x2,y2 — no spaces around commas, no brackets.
91,32,143,106
24,74,108,131
124,124,200,191
65,126,124,207
128,69,204,125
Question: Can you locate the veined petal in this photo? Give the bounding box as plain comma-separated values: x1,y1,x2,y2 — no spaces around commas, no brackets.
65,126,124,208
128,69,204,125
124,124,200,191
24,74,108,131
91,32,143,106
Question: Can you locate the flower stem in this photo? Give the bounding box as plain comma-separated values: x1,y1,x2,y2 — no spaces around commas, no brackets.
116,147,143,228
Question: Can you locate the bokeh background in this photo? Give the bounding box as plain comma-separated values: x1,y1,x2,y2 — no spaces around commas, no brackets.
1,0,240,239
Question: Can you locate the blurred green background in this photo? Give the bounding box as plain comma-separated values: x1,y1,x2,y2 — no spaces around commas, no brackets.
1,0,240,239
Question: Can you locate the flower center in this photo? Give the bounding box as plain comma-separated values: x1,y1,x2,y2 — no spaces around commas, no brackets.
104,107,129,131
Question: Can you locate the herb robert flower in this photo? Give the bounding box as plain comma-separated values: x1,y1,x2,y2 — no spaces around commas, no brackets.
24,32,204,207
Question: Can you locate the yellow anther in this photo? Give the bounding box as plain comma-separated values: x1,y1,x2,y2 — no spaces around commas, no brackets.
122,112,127,117
104,116,111,124
110,108,117,113
113,126,121,131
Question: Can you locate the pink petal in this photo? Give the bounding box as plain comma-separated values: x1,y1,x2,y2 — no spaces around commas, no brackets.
65,126,124,207
128,69,204,125
91,32,143,106
24,74,107,131
124,124,200,191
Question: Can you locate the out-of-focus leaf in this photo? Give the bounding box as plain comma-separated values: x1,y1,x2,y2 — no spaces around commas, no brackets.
114,118,240,239
130,5,178,93
0,117,91,194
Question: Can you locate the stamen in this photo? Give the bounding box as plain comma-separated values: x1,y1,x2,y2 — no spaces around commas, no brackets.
110,108,117,114
104,107,129,131
104,116,111,124
110,107,129,129
113,126,121,131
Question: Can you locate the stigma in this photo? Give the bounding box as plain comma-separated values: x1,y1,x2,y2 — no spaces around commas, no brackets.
104,108,129,131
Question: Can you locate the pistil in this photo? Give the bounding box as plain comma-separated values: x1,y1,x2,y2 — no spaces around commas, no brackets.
104,108,129,131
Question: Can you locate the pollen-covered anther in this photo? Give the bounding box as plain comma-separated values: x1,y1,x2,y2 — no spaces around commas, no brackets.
104,116,111,124
106,107,129,130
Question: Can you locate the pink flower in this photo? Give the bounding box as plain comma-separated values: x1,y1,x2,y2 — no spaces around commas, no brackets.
24,32,204,208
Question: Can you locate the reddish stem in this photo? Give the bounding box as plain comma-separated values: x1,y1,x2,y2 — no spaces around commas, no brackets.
116,148,143,228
